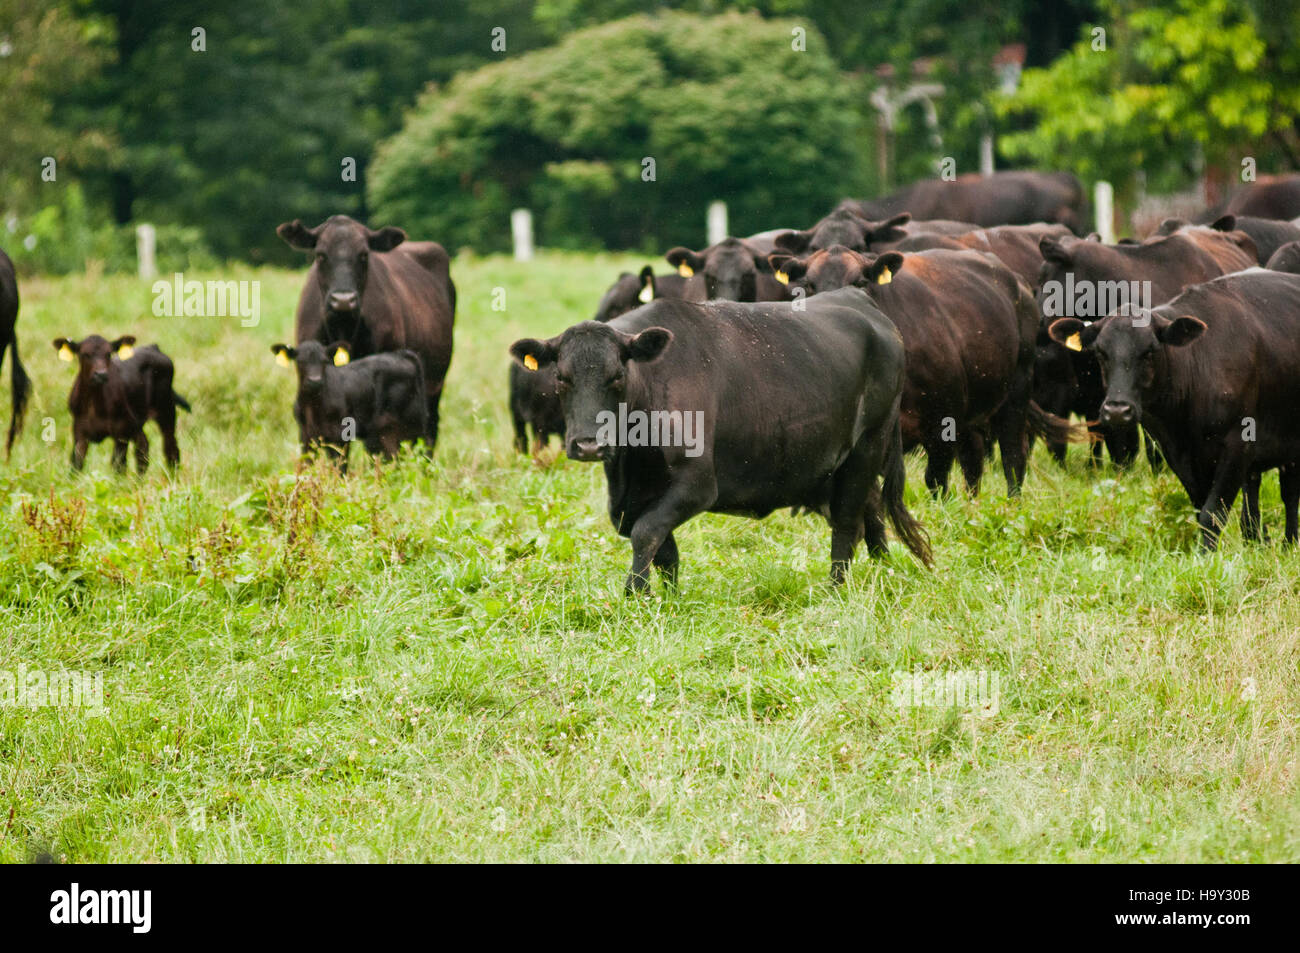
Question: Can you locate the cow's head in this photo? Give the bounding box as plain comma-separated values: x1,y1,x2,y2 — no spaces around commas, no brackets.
53,334,135,387
768,246,902,296
1267,240,1300,274
773,211,911,255
276,215,406,315
1047,307,1205,426
510,321,673,462
665,238,769,301
271,339,351,396
593,267,656,322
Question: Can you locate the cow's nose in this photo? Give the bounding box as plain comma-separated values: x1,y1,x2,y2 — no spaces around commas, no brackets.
568,437,602,462
328,291,359,312
91,371,108,384
1100,400,1136,425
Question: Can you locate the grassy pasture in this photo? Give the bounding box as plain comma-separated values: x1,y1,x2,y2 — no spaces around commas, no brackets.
0,252,1296,862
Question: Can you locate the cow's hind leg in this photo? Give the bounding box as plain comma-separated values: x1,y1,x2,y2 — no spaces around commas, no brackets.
111,439,129,474
829,429,885,584
956,430,986,496
1240,469,1265,542
1281,465,1299,545
992,397,1030,497
922,434,957,497
134,431,150,475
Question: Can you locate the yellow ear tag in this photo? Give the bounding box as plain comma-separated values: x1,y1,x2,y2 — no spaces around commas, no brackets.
117,344,135,360
1065,333,1083,352
876,267,892,285
275,350,291,367
523,354,538,371
638,282,654,304
677,263,694,278
333,349,350,367
775,270,789,285
58,344,75,362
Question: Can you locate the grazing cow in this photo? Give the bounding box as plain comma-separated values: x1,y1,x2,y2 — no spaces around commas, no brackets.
664,237,792,302
53,335,189,473
1266,241,1300,274
509,287,931,592
1033,231,1256,466
773,210,913,254
768,245,1080,495
510,267,697,460
1206,174,1300,222
840,171,1087,233
271,340,427,467
277,215,454,450
1048,270,1300,549
0,248,32,457
1154,215,1300,265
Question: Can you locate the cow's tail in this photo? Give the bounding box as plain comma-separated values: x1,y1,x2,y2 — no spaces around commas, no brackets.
172,392,192,413
5,333,31,458
1027,400,1093,445
882,416,932,568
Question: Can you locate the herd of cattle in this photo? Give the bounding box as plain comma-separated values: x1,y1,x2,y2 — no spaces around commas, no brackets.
3,170,1300,593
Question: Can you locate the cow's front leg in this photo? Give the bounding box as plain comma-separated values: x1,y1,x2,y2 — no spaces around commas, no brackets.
625,475,713,594
111,439,129,473
71,436,89,471
1240,469,1265,542
1198,445,1249,551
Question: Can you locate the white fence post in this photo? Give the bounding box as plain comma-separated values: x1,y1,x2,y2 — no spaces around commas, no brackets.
511,208,534,262
1094,181,1115,244
979,133,995,177
707,201,728,246
136,223,157,280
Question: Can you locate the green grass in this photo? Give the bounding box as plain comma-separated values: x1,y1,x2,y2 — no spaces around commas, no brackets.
0,252,1297,862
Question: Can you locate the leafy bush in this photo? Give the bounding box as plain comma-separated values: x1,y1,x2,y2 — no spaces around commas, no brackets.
368,11,867,253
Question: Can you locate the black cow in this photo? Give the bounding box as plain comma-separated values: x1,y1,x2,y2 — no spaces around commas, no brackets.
887,223,1073,290
1153,215,1297,264
1266,241,1300,273
1048,270,1300,548
1033,230,1256,466
509,287,931,592
510,267,697,461
277,215,454,450
271,340,427,468
53,335,189,473
664,237,792,302
1206,174,1300,222
773,210,912,254
841,171,1087,233
0,248,32,456
768,246,1080,495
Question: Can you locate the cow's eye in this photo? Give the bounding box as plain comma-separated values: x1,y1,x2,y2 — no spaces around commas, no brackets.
315,252,327,263
555,374,571,390
607,372,624,389
359,251,369,263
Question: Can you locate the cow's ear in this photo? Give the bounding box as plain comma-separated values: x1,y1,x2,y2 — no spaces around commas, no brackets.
277,219,322,250
366,225,406,252
665,247,705,278
270,344,296,367
1048,318,1101,352
53,337,79,361
865,252,903,285
1156,315,1207,347
510,337,558,371
1156,217,1187,235
625,327,673,363
867,213,911,245
1040,235,1074,265
1210,215,1236,233
638,266,656,303
112,335,136,359
768,254,805,283
773,230,812,255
